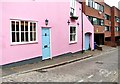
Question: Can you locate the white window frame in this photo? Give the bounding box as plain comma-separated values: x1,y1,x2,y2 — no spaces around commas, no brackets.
70,0,76,16
88,0,93,7
69,25,77,44
10,19,38,45
86,0,88,6
95,2,98,10
92,1,95,9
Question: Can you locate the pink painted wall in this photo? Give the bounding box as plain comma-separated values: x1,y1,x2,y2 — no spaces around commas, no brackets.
83,13,94,50
0,3,2,65
1,1,94,65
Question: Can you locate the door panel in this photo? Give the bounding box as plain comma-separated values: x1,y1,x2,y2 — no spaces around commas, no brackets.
42,36,50,49
42,28,50,36
42,28,50,60
85,34,90,50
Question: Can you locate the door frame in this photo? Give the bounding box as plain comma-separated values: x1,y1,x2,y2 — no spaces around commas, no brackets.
41,27,52,60
85,33,91,50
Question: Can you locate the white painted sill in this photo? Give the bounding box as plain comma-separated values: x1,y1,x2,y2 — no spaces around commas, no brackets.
69,41,77,44
10,41,38,46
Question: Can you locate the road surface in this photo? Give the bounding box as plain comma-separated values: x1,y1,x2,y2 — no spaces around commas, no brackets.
2,48,118,82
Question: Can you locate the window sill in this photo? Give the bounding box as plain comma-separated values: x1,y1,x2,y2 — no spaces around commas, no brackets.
69,41,77,45
10,41,38,46
87,6,104,13
70,16,78,20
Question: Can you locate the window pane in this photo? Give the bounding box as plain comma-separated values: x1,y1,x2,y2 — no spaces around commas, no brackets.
12,32,15,42
30,23,32,31
16,22,19,31
25,32,28,42
95,3,98,9
34,32,36,41
97,4,100,10
105,26,110,31
101,20,104,25
21,21,24,31
100,5,104,12
21,32,24,42
12,21,15,31
25,21,28,31
90,0,93,7
70,26,76,42
33,23,36,31
93,1,95,8
93,18,97,25
16,32,19,42
70,34,76,41
70,27,72,33
105,26,107,31
70,35,72,41
104,14,107,20
70,27,76,33
30,32,33,41
73,34,76,41
73,27,76,33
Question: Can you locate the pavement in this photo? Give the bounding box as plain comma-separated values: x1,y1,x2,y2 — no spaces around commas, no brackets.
2,45,117,78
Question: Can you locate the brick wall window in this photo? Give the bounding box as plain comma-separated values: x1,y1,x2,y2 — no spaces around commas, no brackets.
115,16,120,22
88,0,93,8
105,26,110,31
93,17,97,25
88,16,104,26
115,26,120,31
87,0,104,12
99,19,104,26
104,14,111,20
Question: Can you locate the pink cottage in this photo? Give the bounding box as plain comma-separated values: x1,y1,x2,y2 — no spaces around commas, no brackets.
0,0,94,66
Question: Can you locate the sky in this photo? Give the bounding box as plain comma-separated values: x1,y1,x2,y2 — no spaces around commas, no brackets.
104,0,120,8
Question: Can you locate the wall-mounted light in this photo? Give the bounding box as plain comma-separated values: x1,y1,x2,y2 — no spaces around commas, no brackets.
67,20,70,25
45,19,49,26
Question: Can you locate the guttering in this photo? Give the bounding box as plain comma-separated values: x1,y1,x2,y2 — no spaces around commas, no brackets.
81,7,84,53
80,2,84,53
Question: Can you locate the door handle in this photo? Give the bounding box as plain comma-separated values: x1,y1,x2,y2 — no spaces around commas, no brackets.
45,33,47,36
44,45,48,48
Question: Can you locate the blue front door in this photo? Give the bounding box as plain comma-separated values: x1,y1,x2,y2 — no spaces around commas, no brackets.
42,28,50,60
85,34,90,50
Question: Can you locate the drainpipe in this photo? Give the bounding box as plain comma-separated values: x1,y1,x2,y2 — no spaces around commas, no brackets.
111,6,116,47
81,9,84,53
78,1,84,53
80,2,84,53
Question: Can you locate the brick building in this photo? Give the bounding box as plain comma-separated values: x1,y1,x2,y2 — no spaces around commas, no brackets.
82,0,120,46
